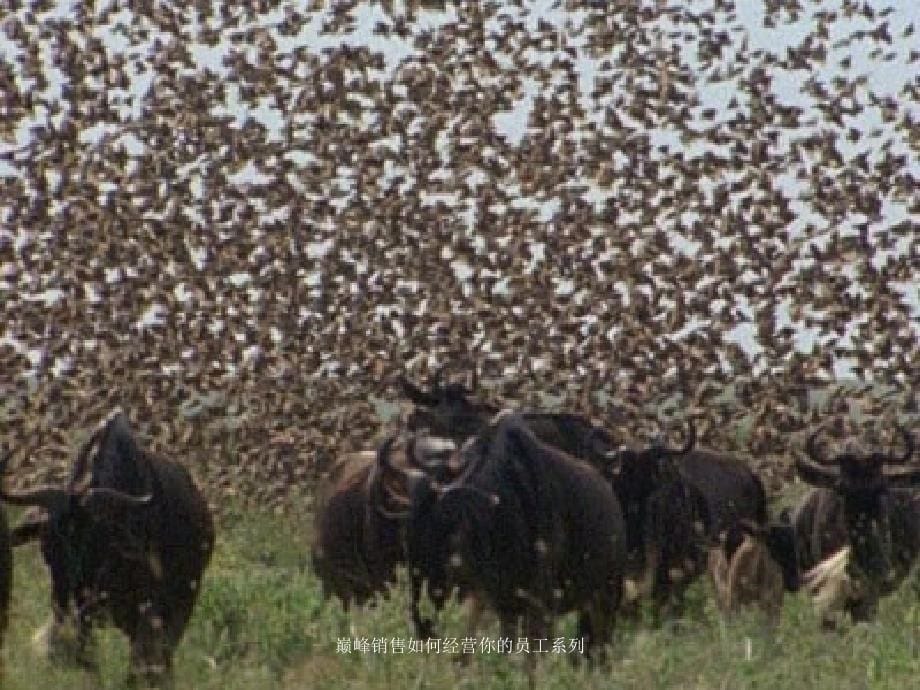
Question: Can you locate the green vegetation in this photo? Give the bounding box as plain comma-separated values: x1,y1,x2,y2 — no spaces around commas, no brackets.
1,505,917,689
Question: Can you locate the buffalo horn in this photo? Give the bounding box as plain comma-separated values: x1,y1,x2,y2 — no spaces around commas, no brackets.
0,451,71,513
805,426,826,465
881,465,920,489
80,487,152,512
69,426,105,492
794,455,839,489
431,363,448,389
891,426,914,465
673,420,696,455
371,437,421,520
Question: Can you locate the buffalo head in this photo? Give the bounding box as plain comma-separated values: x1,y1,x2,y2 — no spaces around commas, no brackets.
795,425,919,611
398,367,498,441
605,421,696,488
374,431,495,638
603,422,696,545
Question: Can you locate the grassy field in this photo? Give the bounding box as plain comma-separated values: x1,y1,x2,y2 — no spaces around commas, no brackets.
1,503,918,690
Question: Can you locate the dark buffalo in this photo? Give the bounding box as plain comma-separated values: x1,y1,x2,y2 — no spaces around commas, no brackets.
603,425,708,619
399,373,617,466
0,410,215,687
677,448,769,536
401,375,766,535
794,426,920,621
604,423,801,619
311,435,456,608
390,411,626,661
402,375,779,617
400,375,788,617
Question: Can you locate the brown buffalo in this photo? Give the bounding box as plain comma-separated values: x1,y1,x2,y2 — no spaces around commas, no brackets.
708,519,785,626
311,434,456,608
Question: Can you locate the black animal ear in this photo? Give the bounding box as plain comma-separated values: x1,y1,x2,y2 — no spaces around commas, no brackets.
399,377,437,407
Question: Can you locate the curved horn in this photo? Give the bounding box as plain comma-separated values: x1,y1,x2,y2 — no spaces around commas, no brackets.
430,363,448,389
805,426,826,465
68,429,100,492
882,465,920,489
371,437,423,520
468,360,479,393
795,455,839,489
0,451,71,512
891,426,914,465
399,376,437,407
670,420,696,455
80,487,152,512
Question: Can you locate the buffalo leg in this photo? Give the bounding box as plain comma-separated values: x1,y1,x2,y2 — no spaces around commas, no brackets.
522,610,550,690
578,591,615,665
127,609,174,689
451,595,483,665
410,574,435,639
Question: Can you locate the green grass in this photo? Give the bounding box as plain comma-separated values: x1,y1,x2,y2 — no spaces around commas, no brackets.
1,505,918,689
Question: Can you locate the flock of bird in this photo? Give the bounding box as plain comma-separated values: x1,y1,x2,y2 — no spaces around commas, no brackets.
0,1,917,508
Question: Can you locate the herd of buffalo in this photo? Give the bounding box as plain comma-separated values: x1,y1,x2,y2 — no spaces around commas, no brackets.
0,375,918,685
314,374,919,662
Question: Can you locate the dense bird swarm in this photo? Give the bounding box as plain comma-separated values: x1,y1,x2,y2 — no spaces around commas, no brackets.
0,1,917,511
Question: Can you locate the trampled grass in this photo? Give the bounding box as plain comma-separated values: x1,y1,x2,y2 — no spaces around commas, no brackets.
1,504,917,689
